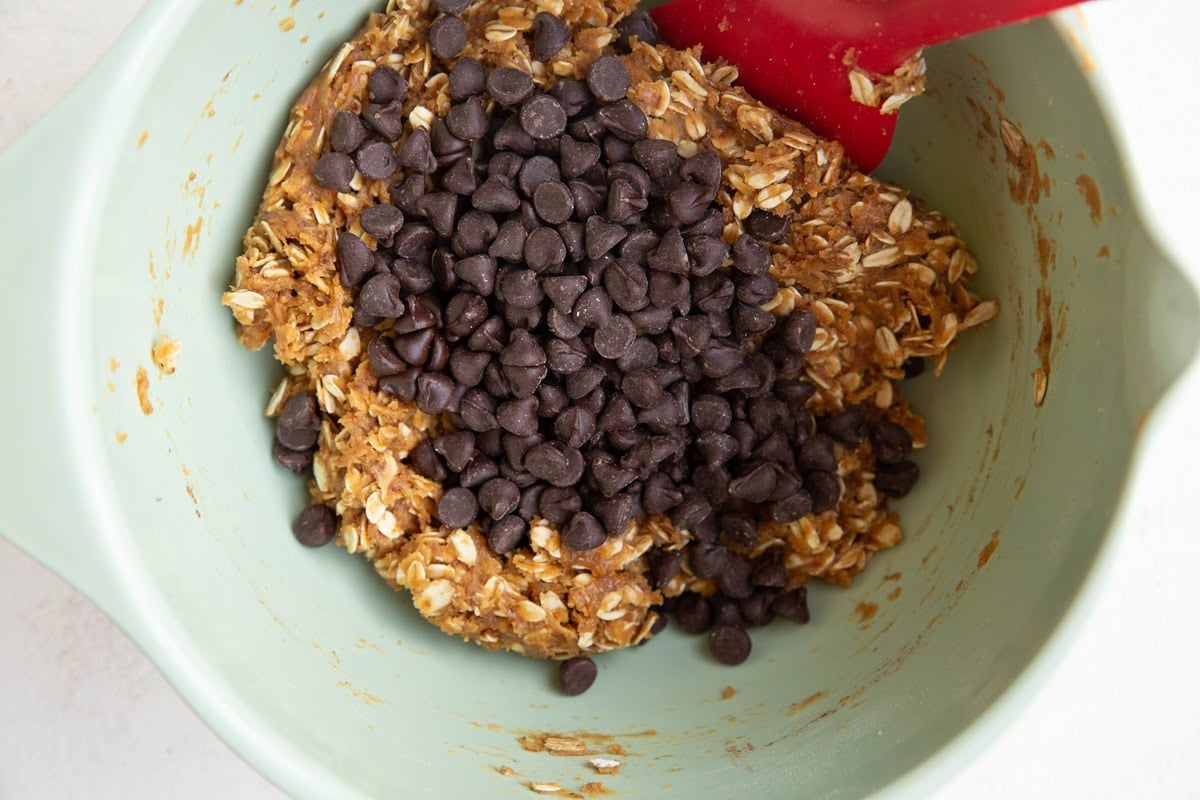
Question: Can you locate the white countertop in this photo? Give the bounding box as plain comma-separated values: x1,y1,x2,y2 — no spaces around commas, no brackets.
2,1,1198,797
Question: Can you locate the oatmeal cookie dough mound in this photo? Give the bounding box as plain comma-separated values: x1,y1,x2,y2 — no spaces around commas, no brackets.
224,0,993,658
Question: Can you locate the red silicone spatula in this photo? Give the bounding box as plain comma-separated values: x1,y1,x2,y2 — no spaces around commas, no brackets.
649,0,1082,171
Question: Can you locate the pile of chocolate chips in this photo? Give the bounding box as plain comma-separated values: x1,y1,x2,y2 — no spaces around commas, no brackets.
277,5,922,684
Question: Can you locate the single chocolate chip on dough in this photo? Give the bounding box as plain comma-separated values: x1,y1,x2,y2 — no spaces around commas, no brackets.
428,14,467,59
531,11,571,61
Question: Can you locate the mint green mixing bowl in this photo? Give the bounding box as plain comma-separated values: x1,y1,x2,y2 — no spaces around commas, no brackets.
1,1,1197,797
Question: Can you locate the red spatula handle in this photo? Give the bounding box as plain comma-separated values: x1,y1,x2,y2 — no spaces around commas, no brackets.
650,0,1081,171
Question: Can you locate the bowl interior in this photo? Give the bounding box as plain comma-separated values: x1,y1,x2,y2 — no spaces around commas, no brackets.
80,2,1195,797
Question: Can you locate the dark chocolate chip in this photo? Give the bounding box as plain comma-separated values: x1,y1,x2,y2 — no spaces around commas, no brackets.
717,555,754,599
472,176,522,213
523,227,567,272
586,55,631,102
669,488,711,530
428,14,467,59
314,152,356,192
337,231,374,288
744,209,791,243
433,431,476,473
633,139,680,180
360,204,405,242
495,395,538,436
666,181,713,226
533,181,575,224
771,586,810,623
519,94,567,139
397,128,436,173
292,504,337,547
457,387,499,432
646,548,682,590
561,136,602,179
782,309,817,353
445,96,489,141
437,486,478,528
902,357,926,379
434,0,469,13
517,155,561,196
558,656,598,696
379,366,421,402
357,274,406,319
546,335,588,373
478,478,520,520
488,219,527,262
572,286,613,329
416,373,456,414
595,99,648,141
362,99,407,141
594,493,637,535
728,462,778,503
487,515,527,554
679,150,722,187
275,392,321,452
685,235,729,276
454,253,498,295
875,460,919,498
449,56,486,100
872,420,913,463
593,315,636,360
675,591,714,634
492,114,536,154
538,486,582,524
614,9,661,52
531,11,571,61
562,511,607,551
736,272,779,305
708,623,751,665
732,234,771,276
796,434,837,472
331,110,368,154
770,489,814,522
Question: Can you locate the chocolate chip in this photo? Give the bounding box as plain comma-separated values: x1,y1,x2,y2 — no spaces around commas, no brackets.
732,234,771,277
728,462,778,504
331,110,368,154
515,155,559,197
437,486,478,528
717,555,754,599
561,511,606,551
591,315,634,360
675,592,714,634
379,366,421,402
482,220,523,262
485,68,534,108
550,406,594,449
745,209,791,243
355,273,403,319
769,490,813,522
314,152,356,192
456,455,499,489
457,387,499,432
500,328,547,365
586,55,631,102
537,486,581,524
496,395,538,436
872,420,913,463
477,478,520,520
782,309,817,353
482,515,524,554
679,150,722,187
531,11,570,60
362,99,406,141
517,227,562,273
432,431,476,473
337,231,374,288
558,656,598,696
739,588,778,627
428,14,467,59
560,136,602,179
434,0,469,12
454,253,498,295
633,138,680,179
448,56,486,100
735,273,778,306
274,392,321,453
595,99,648,141
708,623,751,665
606,178,648,223
771,587,810,623
493,114,536,155
595,493,637,535
396,129,435,175
533,181,574,224
688,210,725,238
614,8,660,50
537,384,569,419
546,335,587,373
572,286,613,329
669,488,711,530
796,434,837,472
519,94,567,139
472,176,521,213
902,357,926,379
292,503,338,547
416,373,456,414
684,235,728,277
875,460,919,498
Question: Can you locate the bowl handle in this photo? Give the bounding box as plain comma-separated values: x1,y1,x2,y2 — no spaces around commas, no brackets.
1123,226,1200,417
0,81,134,622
